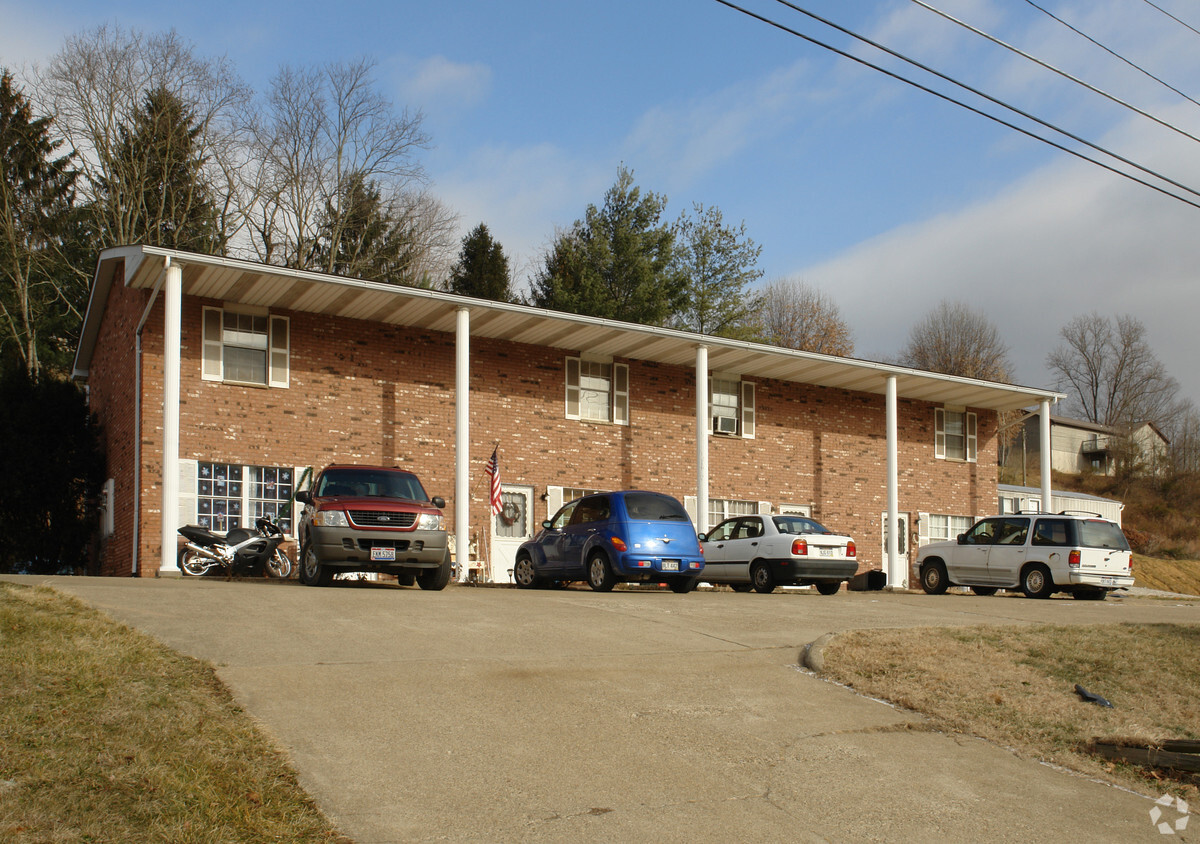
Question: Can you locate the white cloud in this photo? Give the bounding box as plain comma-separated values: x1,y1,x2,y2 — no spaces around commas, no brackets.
0,1,67,72
433,142,613,286
398,54,491,112
800,112,1200,405
621,59,820,190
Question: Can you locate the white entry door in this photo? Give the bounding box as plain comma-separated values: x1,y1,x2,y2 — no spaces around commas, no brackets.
490,485,535,584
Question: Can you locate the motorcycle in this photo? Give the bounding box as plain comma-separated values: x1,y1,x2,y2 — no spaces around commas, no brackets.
178,517,293,579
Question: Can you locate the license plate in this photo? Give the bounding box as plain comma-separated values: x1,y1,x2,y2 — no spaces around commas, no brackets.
819,547,834,557
1101,576,1115,587
661,559,680,572
371,547,396,561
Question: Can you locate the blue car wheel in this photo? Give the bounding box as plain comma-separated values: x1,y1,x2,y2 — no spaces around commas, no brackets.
587,551,617,592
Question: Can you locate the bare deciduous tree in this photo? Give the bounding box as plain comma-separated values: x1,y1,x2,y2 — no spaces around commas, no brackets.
754,278,853,356
900,300,1011,382
1047,312,1185,429
245,58,452,282
38,24,250,251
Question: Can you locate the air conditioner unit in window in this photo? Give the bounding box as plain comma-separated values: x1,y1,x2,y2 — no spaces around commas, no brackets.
714,415,738,434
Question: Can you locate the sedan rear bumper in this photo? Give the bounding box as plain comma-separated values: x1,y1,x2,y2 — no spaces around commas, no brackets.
772,557,859,584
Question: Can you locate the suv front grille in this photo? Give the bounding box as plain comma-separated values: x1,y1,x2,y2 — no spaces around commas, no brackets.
348,510,417,528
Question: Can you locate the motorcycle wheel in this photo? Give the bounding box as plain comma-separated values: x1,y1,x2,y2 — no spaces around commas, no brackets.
179,548,213,577
267,549,293,579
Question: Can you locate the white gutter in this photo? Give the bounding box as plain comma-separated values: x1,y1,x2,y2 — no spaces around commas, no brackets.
130,263,169,576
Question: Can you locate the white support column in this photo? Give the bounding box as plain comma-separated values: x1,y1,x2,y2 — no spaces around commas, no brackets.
885,375,901,588
455,307,471,582
695,345,709,535
160,259,183,575
1040,399,1052,511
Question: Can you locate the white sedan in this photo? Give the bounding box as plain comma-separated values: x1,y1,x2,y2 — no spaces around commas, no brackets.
700,514,857,594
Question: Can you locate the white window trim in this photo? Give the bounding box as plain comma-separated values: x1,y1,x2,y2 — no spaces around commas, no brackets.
935,407,976,463
918,511,975,546
179,459,305,538
201,304,289,388
564,356,629,425
708,374,755,439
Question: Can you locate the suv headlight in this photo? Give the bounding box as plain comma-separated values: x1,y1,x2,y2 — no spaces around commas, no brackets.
417,513,444,531
313,510,349,527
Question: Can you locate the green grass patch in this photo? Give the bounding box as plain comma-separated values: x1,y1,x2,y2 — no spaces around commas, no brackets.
0,582,349,843
822,622,1200,802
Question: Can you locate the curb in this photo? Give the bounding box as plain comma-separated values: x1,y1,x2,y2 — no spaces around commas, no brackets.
802,632,838,672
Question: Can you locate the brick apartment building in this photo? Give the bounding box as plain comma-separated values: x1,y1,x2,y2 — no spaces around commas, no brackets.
72,245,1063,587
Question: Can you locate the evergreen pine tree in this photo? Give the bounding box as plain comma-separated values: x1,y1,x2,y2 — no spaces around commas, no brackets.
448,223,513,302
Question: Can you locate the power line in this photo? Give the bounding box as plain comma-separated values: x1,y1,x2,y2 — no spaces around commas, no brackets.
712,0,1200,212
1139,0,1200,39
770,0,1200,200
909,0,1200,147
1020,0,1200,110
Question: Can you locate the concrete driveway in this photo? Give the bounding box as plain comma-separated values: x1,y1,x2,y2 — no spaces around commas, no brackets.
12,576,1199,843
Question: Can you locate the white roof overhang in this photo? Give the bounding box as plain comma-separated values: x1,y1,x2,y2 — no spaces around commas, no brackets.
73,245,1063,413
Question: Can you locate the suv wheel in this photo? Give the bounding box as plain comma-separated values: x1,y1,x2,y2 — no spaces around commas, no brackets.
971,586,998,597
1073,588,1107,601
920,561,949,595
1020,564,1053,599
513,555,539,589
416,552,452,591
750,562,775,594
300,544,332,587
816,582,841,596
587,552,616,592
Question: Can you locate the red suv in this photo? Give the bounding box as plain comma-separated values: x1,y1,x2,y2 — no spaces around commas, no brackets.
295,465,450,589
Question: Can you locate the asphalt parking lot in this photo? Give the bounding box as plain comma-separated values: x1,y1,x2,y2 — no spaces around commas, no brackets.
12,576,1200,843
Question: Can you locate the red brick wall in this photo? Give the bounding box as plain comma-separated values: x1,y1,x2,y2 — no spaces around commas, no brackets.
91,296,998,577
84,268,149,576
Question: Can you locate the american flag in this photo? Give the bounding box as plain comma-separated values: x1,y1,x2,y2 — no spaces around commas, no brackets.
486,447,502,515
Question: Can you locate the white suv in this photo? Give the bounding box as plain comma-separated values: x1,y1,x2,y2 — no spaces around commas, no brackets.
916,512,1133,600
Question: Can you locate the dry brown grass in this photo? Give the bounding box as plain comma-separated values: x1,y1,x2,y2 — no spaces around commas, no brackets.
1134,555,1200,596
0,582,350,843
821,622,1200,802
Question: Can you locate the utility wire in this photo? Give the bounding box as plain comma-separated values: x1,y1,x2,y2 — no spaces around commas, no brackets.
909,0,1200,147
1139,0,1200,39
1021,0,1200,110
771,0,1200,200
712,0,1200,212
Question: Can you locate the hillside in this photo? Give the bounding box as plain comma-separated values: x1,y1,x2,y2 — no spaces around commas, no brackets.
1052,470,1200,595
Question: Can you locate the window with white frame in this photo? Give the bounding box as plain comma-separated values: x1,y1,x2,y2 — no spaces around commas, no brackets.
708,498,759,526
926,513,973,543
565,357,629,424
709,376,755,438
202,305,289,387
193,461,295,534
935,408,976,462
545,485,611,521
561,486,608,504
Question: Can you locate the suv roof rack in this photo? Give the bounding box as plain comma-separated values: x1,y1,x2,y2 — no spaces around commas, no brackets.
1058,509,1103,518
1014,509,1048,515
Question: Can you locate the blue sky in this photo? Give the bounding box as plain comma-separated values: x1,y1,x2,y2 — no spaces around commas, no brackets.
4,0,1199,406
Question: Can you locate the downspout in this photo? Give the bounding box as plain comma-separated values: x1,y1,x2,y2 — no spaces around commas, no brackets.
130,260,169,576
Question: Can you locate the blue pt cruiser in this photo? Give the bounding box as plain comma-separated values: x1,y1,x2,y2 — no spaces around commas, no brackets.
514,490,704,592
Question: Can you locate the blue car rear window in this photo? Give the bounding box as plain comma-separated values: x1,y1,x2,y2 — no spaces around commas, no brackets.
623,492,689,520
